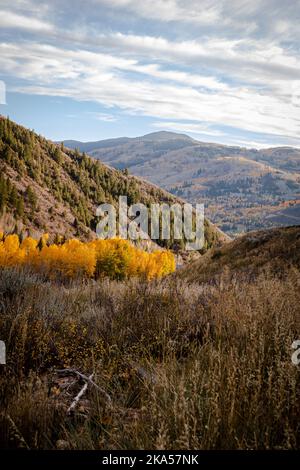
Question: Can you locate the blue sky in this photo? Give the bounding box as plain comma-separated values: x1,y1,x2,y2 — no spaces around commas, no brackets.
0,0,300,147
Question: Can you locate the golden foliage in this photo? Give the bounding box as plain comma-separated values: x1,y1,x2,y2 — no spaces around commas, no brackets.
0,234,175,280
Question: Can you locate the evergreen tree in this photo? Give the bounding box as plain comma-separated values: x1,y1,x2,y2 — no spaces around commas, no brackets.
15,197,24,218
26,186,38,211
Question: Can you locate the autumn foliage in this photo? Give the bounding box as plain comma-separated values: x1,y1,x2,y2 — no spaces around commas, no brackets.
0,234,175,280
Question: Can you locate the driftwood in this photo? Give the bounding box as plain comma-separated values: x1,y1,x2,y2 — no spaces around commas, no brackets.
56,368,112,414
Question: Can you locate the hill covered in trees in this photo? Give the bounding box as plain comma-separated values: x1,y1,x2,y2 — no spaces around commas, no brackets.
0,116,226,251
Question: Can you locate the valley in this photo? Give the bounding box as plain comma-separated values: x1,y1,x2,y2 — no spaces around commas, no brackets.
1,0,300,456
0,118,300,451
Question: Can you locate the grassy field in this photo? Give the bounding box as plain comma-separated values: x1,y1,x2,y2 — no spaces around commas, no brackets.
0,263,299,450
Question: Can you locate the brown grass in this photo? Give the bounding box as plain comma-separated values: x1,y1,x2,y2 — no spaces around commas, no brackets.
0,266,300,449
177,225,300,284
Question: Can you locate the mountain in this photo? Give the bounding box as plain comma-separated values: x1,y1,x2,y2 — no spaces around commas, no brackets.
62,137,132,153
62,133,300,236
0,116,227,251
177,225,300,284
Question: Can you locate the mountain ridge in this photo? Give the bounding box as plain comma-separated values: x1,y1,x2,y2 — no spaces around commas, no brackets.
61,131,300,152
62,131,300,236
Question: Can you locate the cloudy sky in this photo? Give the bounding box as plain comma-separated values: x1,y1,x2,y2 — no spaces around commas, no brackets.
0,0,300,147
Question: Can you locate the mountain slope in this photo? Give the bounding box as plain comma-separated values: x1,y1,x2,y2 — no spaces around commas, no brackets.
177,225,300,283
63,133,300,236
0,116,227,250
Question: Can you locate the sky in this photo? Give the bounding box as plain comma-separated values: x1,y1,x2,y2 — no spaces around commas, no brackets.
0,0,300,148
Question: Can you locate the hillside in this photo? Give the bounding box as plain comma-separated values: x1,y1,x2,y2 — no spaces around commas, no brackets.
177,225,300,283
63,133,300,236
0,117,226,251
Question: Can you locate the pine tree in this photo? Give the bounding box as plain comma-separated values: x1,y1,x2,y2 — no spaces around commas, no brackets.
9,186,18,208
53,147,62,164
15,197,24,218
26,186,38,211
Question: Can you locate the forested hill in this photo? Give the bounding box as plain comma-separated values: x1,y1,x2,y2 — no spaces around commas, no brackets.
0,116,227,250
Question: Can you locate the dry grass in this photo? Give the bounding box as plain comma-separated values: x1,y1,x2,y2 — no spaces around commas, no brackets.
178,226,300,284
0,265,300,449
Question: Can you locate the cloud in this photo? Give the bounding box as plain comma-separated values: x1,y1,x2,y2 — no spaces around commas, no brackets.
152,121,227,138
1,41,299,143
86,112,117,122
91,0,300,41
0,9,53,32
0,1,299,146
99,32,300,84
93,0,221,25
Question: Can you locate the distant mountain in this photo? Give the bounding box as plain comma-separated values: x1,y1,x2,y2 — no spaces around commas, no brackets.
62,131,194,147
0,117,227,251
62,137,132,153
137,131,195,142
63,132,300,235
61,131,195,160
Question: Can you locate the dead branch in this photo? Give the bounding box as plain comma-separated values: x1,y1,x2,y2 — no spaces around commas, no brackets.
67,373,93,415
56,368,112,405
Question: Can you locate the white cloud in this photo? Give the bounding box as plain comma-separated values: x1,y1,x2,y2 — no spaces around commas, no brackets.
92,0,300,40
1,41,299,143
0,1,300,146
87,112,117,122
94,0,221,25
152,121,227,138
100,32,300,84
0,9,53,32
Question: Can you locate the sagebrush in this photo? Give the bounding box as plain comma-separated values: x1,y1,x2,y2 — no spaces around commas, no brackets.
0,266,299,449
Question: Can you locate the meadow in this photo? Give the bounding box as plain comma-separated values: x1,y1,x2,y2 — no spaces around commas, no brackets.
0,262,299,449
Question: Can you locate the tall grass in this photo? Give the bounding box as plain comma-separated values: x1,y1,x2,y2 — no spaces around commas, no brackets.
0,266,299,449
